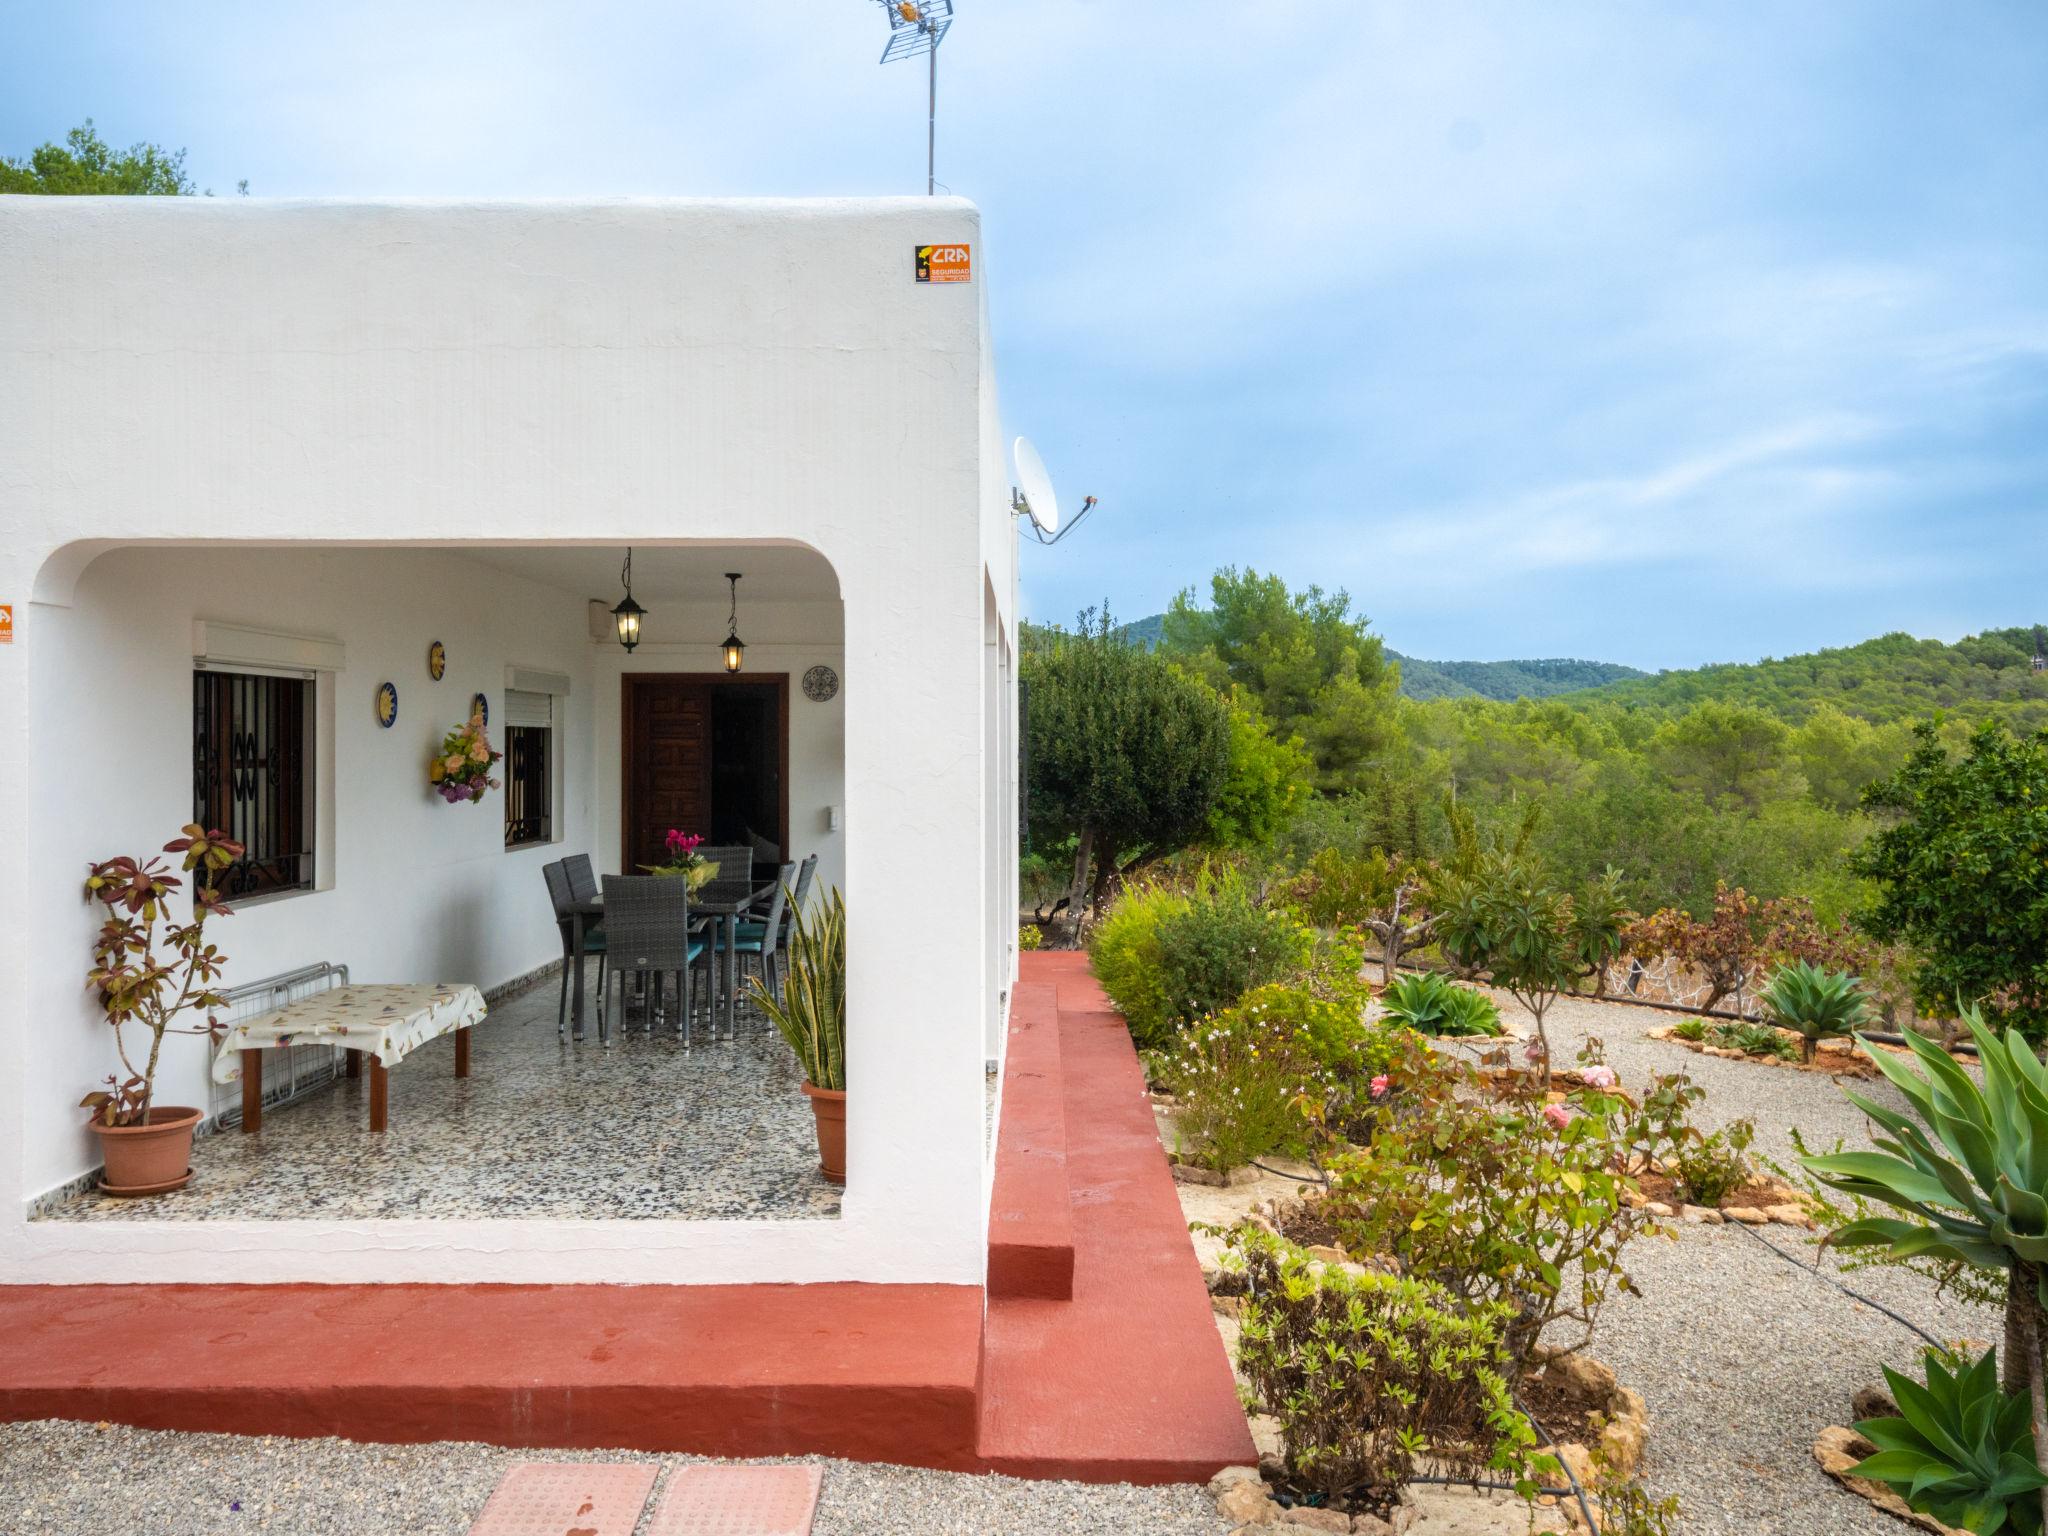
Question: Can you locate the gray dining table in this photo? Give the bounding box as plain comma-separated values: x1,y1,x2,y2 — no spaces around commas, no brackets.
564,878,774,1041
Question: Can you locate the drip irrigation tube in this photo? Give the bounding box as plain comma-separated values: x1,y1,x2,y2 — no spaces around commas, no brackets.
1727,1217,1950,1354
1513,1388,1604,1535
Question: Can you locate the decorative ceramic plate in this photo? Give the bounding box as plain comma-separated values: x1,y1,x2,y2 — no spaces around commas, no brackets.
376,681,399,728
472,691,489,724
427,640,446,680
802,664,839,703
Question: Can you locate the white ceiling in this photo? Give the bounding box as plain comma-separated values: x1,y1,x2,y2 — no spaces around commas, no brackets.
457,543,841,605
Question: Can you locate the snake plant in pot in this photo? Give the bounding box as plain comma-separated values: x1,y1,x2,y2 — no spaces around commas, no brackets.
751,887,846,1183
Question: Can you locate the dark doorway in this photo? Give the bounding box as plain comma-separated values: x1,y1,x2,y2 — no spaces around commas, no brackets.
622,674,788,874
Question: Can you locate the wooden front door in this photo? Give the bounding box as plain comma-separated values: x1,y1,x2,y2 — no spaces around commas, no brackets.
622,674,789,874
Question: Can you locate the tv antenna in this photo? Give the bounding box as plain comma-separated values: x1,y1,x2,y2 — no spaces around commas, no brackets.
871,1,955,195
1012,436,1099,547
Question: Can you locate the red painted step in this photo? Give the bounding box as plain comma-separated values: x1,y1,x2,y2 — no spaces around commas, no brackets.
974,953,1255,1482
985,981,1076,1300
0,1282,984,1466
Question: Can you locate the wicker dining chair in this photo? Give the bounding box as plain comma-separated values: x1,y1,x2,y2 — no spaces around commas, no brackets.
601,875,709,1044
543,859,607,1036
736,853,815,997
563,852,599,904
694,845,754,889
708,861,796,1016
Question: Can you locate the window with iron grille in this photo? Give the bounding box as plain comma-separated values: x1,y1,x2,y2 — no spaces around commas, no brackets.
503,690,555,848
192,668,315,897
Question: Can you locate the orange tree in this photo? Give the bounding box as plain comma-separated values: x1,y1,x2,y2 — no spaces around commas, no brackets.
1853,719,2048,1040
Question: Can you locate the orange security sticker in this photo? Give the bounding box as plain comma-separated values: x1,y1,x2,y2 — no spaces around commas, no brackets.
0,604,11,644
915,244,972,283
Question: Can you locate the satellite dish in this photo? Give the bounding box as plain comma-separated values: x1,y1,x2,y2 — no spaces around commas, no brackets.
1012,436,1060,536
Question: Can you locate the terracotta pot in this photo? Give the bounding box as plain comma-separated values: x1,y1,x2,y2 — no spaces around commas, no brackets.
89,1105,201,1196
800,1082,846,1185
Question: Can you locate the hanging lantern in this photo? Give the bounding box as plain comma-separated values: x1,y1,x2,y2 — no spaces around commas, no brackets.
612,548,646,652
720,572,746,673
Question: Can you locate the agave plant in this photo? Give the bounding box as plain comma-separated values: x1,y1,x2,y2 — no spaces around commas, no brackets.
1760,960,1871,1063
1852,1349,2046,1535
1802,1008,2048,1533
1379,970,1502,1038
750,887,845,1091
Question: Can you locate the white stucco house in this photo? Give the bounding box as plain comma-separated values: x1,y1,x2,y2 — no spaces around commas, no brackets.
0,196,1022,1289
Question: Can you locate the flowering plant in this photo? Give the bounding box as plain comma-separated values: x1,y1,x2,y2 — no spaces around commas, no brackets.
81,826,243,1126
428,710,501,804
641,829,720,890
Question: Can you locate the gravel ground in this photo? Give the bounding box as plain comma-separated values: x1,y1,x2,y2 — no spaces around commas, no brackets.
0,992,1999,1536
1499,989,2005,1536
0,1424,1229,1536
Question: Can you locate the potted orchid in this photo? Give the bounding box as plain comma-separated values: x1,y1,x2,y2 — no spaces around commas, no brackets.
80,825,243,1195
428,708,502,804
641,829,720,891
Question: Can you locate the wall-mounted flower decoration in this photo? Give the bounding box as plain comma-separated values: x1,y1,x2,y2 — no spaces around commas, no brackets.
429,708,502,805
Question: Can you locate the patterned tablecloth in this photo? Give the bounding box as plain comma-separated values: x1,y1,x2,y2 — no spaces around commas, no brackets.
210,983,488,1084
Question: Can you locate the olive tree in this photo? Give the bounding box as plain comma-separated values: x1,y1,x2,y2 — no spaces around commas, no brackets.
1023,611,1230,942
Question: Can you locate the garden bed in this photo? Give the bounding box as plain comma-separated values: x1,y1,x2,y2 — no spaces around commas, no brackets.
1813,1426,1969,1536
1647,1023,1882,1076
1629,1169,1817,1229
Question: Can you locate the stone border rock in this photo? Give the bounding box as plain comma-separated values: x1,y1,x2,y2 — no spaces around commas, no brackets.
1623,1177,1817,1231
1813,1425,1968,1535
1208,1465,1418,1533
1527,1348,1651,1488
1172,1159,1266,1188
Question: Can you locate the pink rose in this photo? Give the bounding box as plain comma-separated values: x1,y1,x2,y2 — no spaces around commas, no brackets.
1370,1074,1391,1100
1542,1103,1571,1131
1582,1065,1618,1090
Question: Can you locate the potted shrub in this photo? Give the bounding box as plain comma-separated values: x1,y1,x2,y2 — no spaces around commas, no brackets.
752,888,846,1183
80,825,243,1194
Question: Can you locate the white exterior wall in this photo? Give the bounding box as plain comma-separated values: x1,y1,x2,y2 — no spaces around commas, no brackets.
23,546,600,1200
0,196,1013,1287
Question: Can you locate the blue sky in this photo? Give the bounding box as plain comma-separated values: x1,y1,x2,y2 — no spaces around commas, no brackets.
5,2,2045,669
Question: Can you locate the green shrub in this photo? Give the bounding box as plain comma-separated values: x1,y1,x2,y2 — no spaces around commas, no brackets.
1089,881,1189,1047
1151,871,1311,1032
1228,1227,1544,1505
1851,1349,2045,1535
1673,1118,1755,1206
1016,923,1043,952
1670,1017,1708,1042
1153,1003,1312,1173
1759,959,1870,1062
1324,1058,1650,1372
1593,1467,1683,1536
1378,971,1502,1037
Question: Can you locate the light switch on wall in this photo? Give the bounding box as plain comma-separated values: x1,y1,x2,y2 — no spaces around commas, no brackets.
825,805,840,832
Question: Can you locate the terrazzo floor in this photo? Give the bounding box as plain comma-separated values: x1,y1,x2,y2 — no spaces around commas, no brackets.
40,975,842,1223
